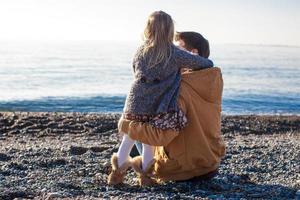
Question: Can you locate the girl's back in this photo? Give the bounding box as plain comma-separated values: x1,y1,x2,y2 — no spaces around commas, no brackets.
123,44,213,121
122,11,213,131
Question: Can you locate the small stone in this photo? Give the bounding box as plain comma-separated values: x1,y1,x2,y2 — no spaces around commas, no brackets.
81,178,92,185
103,161,110,167
93,173,103,184
222,176,229,182
78,169,85,176
40,188,47,193
295,190,300,200
89,146,109,152
27,179,34,184
233,175,240,181
248,193,264,198
46,192,64,199
69,146,88,155
195,189,207,195
207,194,224,199
99,186,106,192
0,153,11,161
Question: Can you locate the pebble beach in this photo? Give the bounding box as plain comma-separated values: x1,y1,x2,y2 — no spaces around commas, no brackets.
0,112,299,199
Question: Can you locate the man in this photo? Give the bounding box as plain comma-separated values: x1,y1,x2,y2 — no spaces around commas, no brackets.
175,31,210,58
118,31,226,184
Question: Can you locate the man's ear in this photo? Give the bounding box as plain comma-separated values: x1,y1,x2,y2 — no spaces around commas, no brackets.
191,49,198,55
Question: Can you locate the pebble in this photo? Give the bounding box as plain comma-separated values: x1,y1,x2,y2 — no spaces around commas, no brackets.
40,188,47,193
0,112,299,199
45,192,65,199
296,190,300,200
207,194,225,199
81,178,93,185
195,189,208,195
0,153,11,161
89,146,109,152
69,145,88,155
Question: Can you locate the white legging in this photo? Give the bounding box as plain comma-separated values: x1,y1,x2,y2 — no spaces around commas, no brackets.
117,134,154,171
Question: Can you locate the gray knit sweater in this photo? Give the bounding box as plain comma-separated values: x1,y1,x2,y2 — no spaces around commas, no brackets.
123,44,213,117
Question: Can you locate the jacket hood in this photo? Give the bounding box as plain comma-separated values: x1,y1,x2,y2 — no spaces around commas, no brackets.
181,67,223,105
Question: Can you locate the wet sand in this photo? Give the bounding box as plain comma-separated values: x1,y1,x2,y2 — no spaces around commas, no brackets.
0,112,299,199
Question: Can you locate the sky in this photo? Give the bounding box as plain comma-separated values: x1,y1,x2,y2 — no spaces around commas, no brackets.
0,0,300,46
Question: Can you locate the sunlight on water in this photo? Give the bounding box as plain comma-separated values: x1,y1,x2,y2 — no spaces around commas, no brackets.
0,41,136,101
0,41,299,115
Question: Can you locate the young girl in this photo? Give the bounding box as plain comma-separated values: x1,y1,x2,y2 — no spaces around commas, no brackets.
107,11,213,186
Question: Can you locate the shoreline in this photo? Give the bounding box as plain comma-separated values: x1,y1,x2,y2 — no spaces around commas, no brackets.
1,110,300,115
0,110,299,117
0,111,299,136
0,112,299,199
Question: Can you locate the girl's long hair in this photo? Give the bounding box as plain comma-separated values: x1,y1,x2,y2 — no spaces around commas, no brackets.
142,11,174,68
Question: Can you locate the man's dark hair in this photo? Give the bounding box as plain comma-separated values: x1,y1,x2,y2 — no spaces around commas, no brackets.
175,31,210,58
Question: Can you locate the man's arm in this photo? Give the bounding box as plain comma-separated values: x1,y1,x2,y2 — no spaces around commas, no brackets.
118,119,178,146
175,46,214,70
118,96,187,146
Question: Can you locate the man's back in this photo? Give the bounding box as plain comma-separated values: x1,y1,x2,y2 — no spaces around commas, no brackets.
153,67,226,181
118,67,226,181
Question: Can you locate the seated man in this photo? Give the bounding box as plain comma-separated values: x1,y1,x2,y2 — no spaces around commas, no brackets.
118,31,226,183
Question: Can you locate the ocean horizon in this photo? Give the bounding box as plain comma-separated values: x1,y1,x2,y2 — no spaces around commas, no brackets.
0,41,299,115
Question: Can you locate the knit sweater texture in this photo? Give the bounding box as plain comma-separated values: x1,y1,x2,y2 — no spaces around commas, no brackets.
123,44,214,119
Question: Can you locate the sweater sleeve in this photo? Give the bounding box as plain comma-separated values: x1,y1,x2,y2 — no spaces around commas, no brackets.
118,118,179,146
128,121,179,146
174,46,214,69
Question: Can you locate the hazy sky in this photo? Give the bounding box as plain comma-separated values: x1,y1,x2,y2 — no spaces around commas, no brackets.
0,0,299,45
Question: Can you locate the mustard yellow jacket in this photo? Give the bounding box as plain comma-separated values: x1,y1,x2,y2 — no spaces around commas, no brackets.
118,67,226,181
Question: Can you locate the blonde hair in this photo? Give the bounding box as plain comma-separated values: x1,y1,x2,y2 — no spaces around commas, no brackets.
142,11,174,68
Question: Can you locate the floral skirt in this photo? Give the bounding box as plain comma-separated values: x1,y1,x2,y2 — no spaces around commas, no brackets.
122,109,187,132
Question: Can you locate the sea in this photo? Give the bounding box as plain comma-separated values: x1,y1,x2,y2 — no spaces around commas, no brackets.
0,40,299,115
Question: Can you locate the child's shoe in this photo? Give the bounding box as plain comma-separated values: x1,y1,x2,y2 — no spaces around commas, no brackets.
131,156,157,186
107,153,132,185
